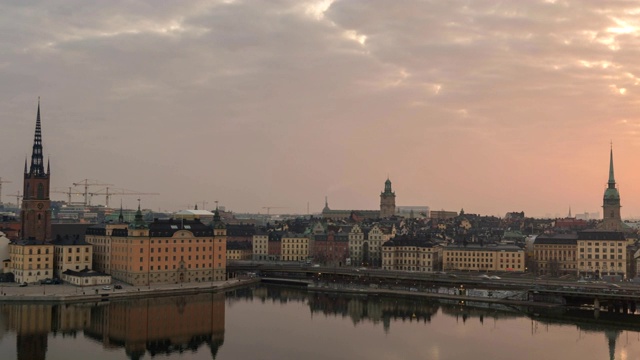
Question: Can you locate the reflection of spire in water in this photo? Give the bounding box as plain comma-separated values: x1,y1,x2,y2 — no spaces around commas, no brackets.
605,329,621,360
17,333,47,360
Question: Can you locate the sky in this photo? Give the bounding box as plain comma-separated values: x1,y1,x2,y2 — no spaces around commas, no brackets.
2,0,640,218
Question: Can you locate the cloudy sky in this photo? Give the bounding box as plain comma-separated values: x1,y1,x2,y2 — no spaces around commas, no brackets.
2,0,640,218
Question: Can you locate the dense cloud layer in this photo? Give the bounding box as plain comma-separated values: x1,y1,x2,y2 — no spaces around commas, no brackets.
2,0,640,217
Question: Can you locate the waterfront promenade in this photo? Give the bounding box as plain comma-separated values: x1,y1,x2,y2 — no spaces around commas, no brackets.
0,278,258,303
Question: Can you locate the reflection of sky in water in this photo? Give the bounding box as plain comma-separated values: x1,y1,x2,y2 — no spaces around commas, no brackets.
0,288,639,359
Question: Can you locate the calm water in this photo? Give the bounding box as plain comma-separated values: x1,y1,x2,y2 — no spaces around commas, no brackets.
0,285,639,360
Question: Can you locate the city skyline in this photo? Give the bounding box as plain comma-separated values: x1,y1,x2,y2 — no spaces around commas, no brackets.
3,1,640,217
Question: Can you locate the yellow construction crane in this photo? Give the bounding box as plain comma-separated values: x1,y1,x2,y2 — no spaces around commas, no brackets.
72,179,114,206
0,177,12,205
89,187,159,208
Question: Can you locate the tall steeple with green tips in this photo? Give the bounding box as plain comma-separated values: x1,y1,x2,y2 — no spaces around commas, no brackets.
601,144,623,231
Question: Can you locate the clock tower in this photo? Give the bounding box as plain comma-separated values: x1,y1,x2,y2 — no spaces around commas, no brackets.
380,178,396,218
21,100,52,241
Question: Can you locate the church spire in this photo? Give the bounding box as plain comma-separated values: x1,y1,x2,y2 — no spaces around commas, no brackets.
608,143,615,188
29,98,45,177
118,199,124,223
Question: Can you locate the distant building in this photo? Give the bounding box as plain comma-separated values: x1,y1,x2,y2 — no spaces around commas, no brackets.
174,209,215,224
430,210,457,221
322,178,397,220
396,206,429,219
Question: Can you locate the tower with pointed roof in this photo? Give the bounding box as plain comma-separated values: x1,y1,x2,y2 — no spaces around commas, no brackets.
601,145,623,231
21,99,52,241
380,178,396,218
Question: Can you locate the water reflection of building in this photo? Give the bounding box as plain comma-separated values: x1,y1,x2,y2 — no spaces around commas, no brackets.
86,293,225,359
0,304,53,360
0,293,226,359
228,285,441,333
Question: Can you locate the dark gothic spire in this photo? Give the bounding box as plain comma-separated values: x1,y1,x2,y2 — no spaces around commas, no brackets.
118,199,124,223
29,98,45,177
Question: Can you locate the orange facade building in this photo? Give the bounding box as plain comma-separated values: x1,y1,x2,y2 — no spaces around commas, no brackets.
87,208,227,286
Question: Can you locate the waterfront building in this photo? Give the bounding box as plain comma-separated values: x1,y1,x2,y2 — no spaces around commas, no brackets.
61,268,110,286
281,233,310,262
381,235,441,272
268,231,282,261
577,230,627,279
252,229,269,261
51,236,93,278
9,240,54,283
85,219,128,274
312,231,349,266
93,206,227,286
226,240,252,260
532,234,577,276
348,224,394,267
442,244,525,272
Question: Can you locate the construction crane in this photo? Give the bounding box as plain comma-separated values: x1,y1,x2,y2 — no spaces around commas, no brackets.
0,177,12,205
51,187,84,204
262,206,288,215
72,179,114,206
10,191,22,208
89,187,159,208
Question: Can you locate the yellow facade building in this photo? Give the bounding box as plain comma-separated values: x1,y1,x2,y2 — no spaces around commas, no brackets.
9,241,54,283
382,235,442,272
281,233,310,262
577,230,627,279
52,237,93,278
443,244,525,272
533,234,577,276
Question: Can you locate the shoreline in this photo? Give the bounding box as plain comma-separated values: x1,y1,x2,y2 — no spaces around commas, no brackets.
0,278,260,304
306,284,562,309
